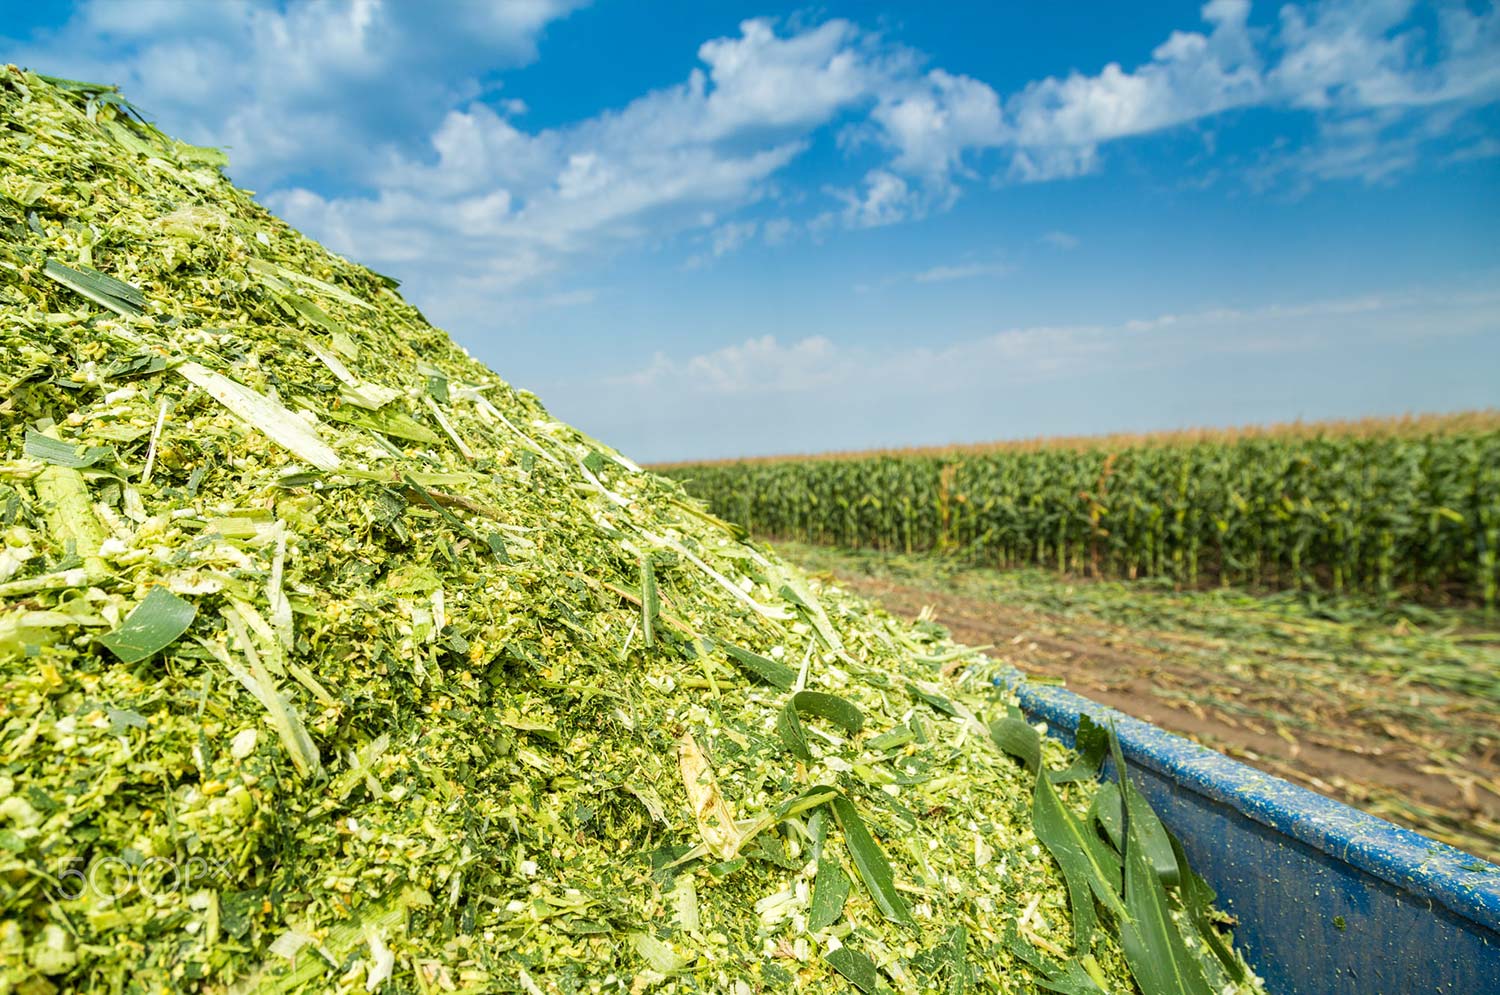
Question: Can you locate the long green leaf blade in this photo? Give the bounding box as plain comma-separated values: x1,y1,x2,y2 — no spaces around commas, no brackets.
906,681,960,716
1006,928,1105,994
778,690,865,762
24,428,112,468
1119,807,1214,995
1172,835,1248,983
808,855,851,931
43,258,145,316
989,716,1041,773
640,553,658,649
830,794,914,926
1108,731,1179,885
1050,714,1109,784
824,946,879,993
1110,730,1213,995
1089,781,1124,852
720,641,797,689
1034,770,1120,950
98,587,196,664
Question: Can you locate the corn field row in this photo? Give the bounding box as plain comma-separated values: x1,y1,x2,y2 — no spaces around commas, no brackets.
662,432,1500,606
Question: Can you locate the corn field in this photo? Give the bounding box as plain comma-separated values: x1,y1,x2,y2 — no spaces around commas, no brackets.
662,431,1500,606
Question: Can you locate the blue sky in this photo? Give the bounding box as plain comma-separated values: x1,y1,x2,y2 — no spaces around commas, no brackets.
5,1,1498,461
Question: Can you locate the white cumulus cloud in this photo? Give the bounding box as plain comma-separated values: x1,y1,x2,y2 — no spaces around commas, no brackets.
4,0,586,188
1003,0,1262,180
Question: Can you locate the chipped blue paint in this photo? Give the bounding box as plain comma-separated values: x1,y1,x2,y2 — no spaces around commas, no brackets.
994,674,1500,994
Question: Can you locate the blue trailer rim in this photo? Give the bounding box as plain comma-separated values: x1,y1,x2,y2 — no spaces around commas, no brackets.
993,672,1500,994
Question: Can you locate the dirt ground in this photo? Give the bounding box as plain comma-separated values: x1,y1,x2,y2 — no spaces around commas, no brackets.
785,547,1500,862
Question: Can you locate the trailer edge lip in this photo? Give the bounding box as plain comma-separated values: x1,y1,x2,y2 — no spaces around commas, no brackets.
993,673,1500,934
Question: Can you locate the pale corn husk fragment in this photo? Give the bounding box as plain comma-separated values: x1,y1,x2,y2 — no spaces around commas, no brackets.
678,731,740,860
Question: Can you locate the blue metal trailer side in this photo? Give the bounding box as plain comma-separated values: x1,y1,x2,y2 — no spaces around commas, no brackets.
998,677,1500,994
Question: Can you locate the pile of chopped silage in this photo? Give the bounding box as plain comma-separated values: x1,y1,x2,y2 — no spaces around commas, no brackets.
0,68,1264,994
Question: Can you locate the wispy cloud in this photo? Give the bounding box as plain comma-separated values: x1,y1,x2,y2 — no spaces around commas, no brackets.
852,257,1011,292
614,334,845,394
761,217,796,246
620,295,1403,396
572,284,1500,460
1041,231,1080,250
684,220,763,269
913,261,1012,283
